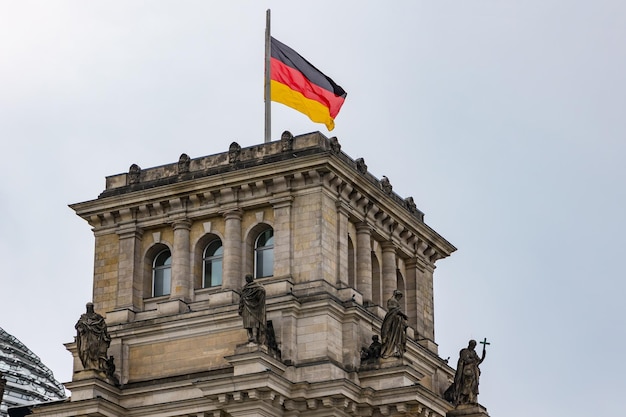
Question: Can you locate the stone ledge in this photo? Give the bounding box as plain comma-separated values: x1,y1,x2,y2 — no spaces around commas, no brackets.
447,403,490,417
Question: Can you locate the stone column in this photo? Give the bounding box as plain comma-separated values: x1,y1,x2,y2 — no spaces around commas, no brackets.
115,225,144,312
222,209,243,290
170,218,192,302
356,222,373,304
336,200,350,287
381,241,397,305
271,196,294,278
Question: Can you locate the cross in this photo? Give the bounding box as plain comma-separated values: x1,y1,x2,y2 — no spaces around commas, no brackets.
480,338,490,349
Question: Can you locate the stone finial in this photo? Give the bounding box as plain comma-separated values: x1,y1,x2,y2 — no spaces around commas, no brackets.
128,164,141,185
178,153,190,174
405,196,418,214
329,136,341,154
229,142,241,164
380,176,393,194
355,158,368,174
281,131,294,151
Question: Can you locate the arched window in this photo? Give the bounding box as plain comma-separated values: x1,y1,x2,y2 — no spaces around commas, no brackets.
203,239,223,287
153,249,172,297
255,229,274,278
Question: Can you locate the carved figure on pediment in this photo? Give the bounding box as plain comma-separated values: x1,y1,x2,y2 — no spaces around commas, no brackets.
178,153,190,174
229,142,241,164
380,290,408,358
329,136,341,154
356,158,368,174
238,274,266,344
281,131,294,151
380,175,393,194
444,339,488,406
128,164,141,184
75,302,111,372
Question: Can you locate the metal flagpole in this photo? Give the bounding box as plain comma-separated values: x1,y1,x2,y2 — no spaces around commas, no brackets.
264,9,271,143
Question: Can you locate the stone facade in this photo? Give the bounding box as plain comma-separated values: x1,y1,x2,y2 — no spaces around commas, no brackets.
16,132,475,417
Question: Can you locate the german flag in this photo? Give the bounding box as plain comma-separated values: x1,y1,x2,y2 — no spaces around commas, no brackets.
270,37,347,131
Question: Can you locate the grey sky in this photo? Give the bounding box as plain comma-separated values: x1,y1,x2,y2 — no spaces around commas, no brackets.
1,2,624,416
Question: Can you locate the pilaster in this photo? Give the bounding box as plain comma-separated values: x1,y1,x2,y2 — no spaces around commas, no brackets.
271,196,294,278
115,225,144,312
405,258,420,332
336,200,350,287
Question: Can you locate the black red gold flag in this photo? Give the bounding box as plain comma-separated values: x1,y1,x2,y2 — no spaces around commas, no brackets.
270,37,347,131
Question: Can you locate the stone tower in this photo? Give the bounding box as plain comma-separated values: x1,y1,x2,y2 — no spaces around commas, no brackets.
14,132,486,417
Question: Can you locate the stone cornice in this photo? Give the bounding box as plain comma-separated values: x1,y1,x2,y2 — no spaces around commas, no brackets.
70,133,455,266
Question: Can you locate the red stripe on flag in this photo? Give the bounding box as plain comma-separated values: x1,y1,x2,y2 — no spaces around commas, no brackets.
270,57,345,119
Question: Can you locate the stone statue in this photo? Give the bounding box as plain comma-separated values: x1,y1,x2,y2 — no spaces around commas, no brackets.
444,339,488,406
238,274,266,344
380,290,408,358
75,302,111,372
360,335,382,363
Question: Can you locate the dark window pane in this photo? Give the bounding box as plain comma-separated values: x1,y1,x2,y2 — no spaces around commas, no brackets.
155,250,172,267
257,230,274,247
204,258,223,287
203,240,223,287
153,249,172,296
153,266,171,297
205,240,223,257
255,229,274,278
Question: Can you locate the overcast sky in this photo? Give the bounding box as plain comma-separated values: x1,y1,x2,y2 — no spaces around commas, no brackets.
1,2,625,416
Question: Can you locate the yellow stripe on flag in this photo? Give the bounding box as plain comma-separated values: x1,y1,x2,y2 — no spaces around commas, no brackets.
270,80,335,131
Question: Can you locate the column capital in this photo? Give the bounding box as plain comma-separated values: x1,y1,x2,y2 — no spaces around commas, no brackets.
335,199,351,215
116,224,143,240
407,256,428,272
171,218,192,231
381,240,396,252
221,208,243,220
356,221,371,233
270,195,294,209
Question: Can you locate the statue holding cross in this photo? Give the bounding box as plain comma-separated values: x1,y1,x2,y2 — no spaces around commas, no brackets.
444,338,489,406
